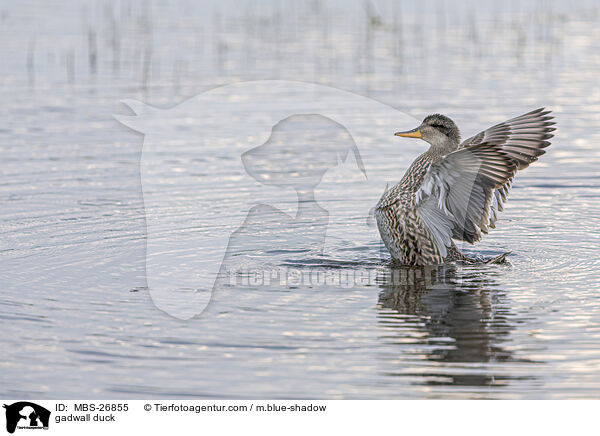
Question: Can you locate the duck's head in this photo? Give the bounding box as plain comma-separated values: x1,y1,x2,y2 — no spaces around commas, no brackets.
395,114,461,152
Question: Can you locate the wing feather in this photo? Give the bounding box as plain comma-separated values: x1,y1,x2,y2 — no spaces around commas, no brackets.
460,107,555,170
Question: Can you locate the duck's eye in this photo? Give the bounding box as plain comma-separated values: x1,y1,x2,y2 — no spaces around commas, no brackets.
430,123,446,130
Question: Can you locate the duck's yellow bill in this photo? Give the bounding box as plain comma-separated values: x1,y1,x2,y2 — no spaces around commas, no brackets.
395,128,422,138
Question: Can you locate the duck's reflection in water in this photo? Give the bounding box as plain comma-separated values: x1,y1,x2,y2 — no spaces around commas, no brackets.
377,264,532,389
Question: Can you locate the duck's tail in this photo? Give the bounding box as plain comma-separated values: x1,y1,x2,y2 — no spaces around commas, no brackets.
446,242,510,264
485,251,511,264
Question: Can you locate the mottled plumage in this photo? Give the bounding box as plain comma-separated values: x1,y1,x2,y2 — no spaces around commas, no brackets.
375,108,555,265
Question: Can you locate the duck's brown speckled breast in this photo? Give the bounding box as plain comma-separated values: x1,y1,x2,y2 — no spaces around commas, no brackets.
375,152,444,265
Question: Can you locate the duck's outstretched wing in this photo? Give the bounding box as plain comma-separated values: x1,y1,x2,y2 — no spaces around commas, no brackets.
416,108,554,254
459,108,555,229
